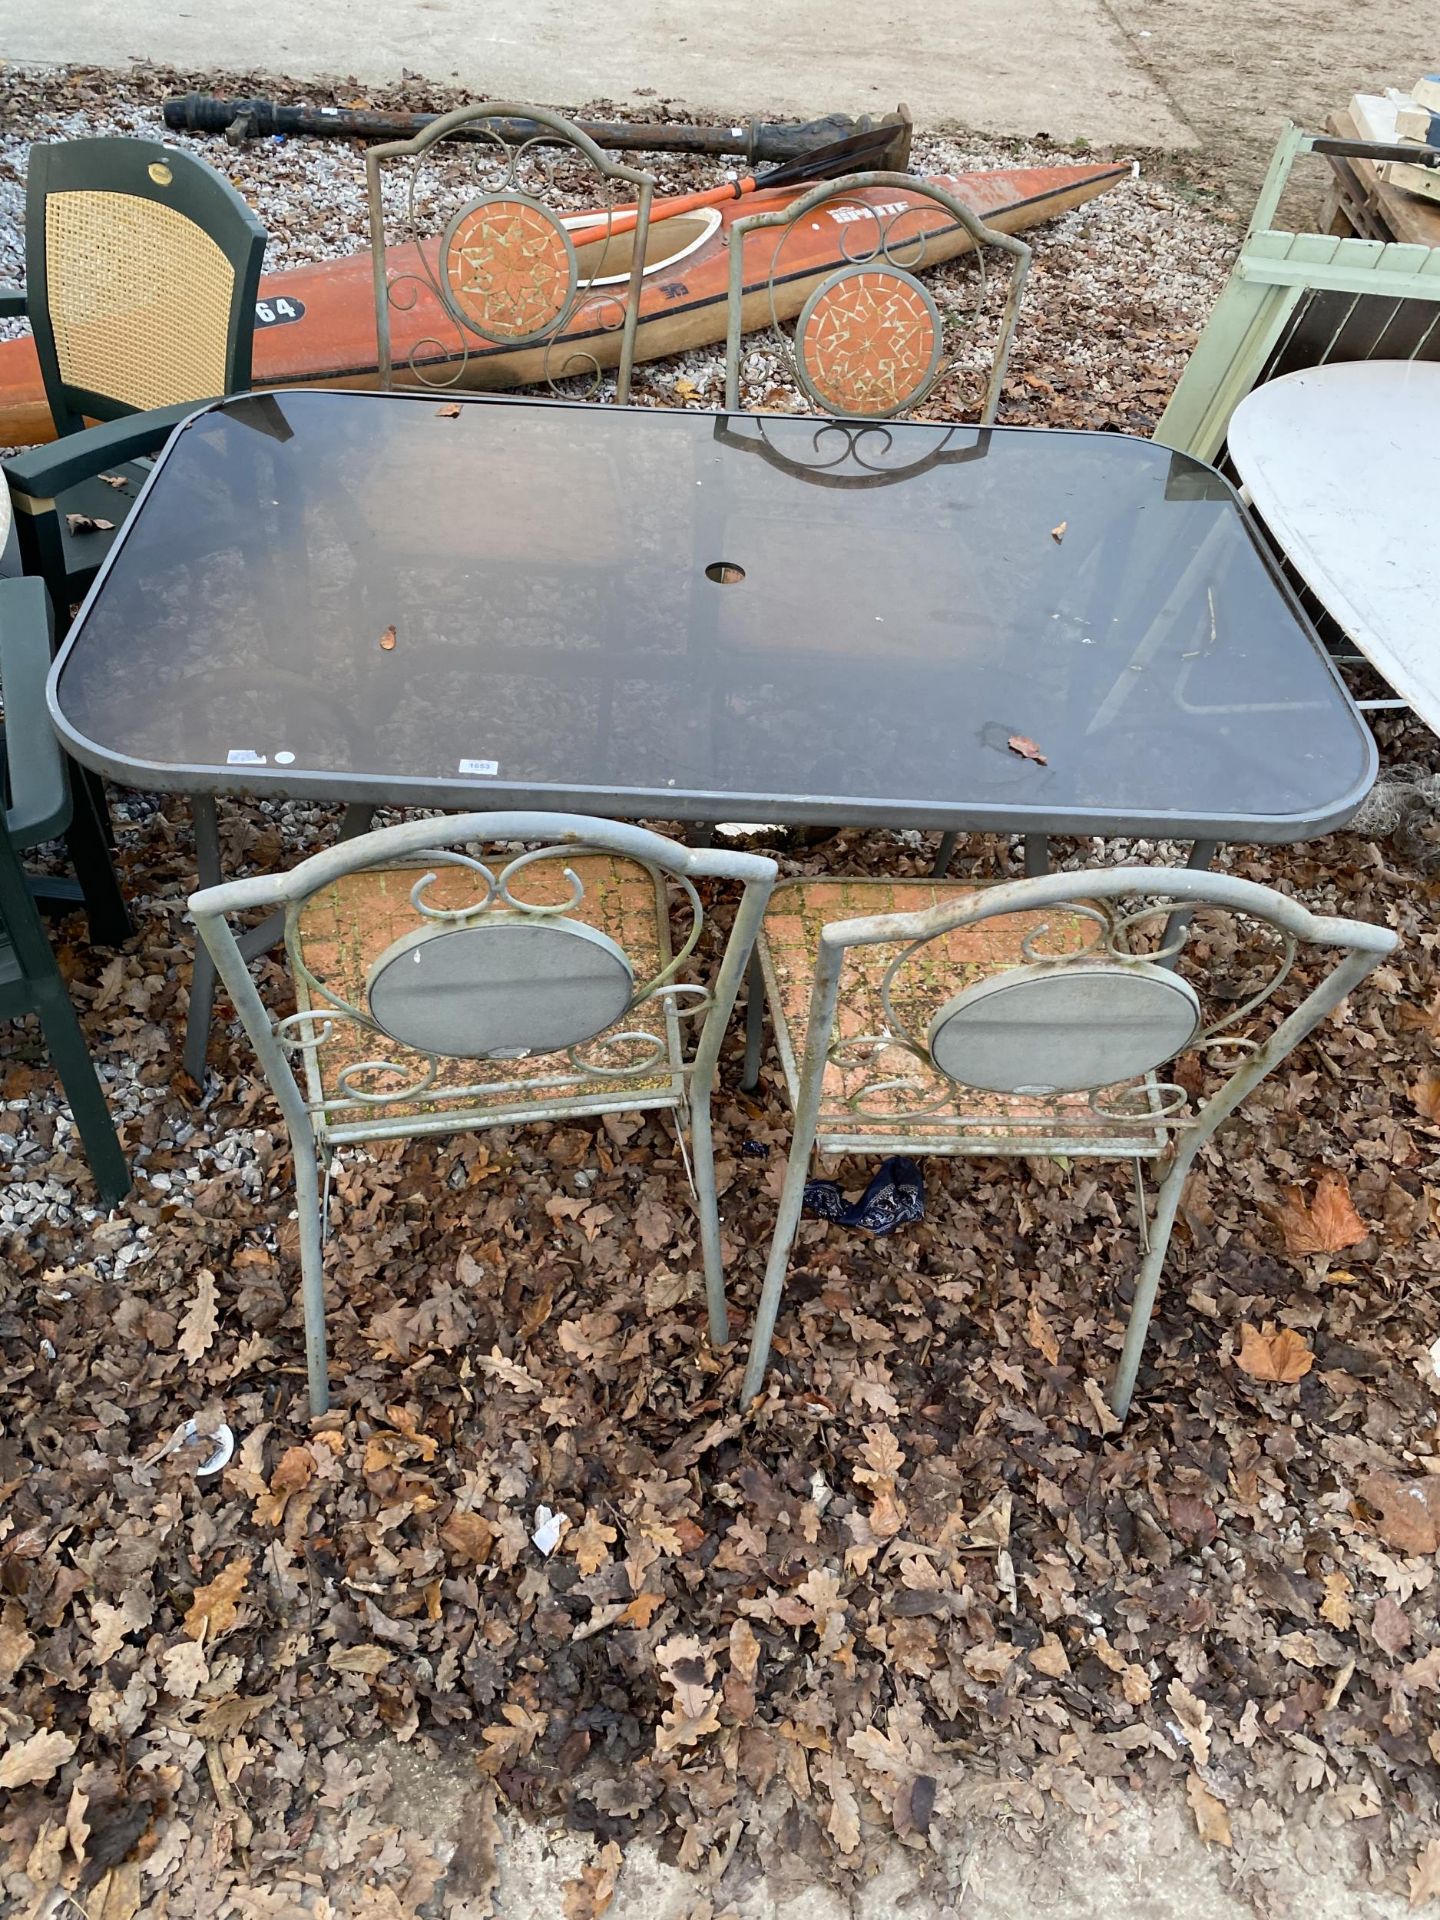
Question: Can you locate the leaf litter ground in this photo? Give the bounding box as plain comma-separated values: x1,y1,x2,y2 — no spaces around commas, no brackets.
2,61,1440,1920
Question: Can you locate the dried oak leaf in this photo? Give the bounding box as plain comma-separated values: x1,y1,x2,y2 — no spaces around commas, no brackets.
1373,1596,1413,1658
379,624,398,651
254,1443,317,1526
1167,1680,1213,1765
568,1513,617,1577
1236,1324,1314,1384
440,1510,496,1565
178,1268,219,1362
1030,1634,1070,1678
1358,1473,1440,1556
435,403,462,419
1320,1571,1353,1632
562,1840,624,1920
1411,1073,1440,1122
65,512,114,534
473,1347,543,1393
477,1703,547,1774
1007,733,1048,765
328,1644,392,1676
729,1616,761,1685
825,1752,862,1855
183,1555,252,1641
1274,1171,1367,1258
1409,1838,1440,1908
98,473,131,491
1050,520,1067,542
1186,1772,1232,1848
0,1727,76,1788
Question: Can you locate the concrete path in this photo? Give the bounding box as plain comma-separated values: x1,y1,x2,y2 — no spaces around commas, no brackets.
1,0,1196,148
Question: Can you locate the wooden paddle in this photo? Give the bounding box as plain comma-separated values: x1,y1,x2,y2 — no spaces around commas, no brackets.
566,120,909,251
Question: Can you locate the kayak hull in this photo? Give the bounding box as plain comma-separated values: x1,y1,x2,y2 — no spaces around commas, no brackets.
1,164,1127,444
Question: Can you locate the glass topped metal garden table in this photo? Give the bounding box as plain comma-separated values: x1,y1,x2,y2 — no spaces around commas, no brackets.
47,389,1376,1073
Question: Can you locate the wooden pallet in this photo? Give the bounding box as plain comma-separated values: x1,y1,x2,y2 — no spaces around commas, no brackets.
1321,106,1440,246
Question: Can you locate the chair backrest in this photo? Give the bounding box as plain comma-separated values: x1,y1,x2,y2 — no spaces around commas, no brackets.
190,813,775,1147
724,171,1032,422
1155,124,1440,463
365,104,656,402
797,867,1394,1146
25,138,267,438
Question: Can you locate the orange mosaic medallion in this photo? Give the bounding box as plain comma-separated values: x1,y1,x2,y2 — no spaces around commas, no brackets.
440,194,576,343
794,264,943,418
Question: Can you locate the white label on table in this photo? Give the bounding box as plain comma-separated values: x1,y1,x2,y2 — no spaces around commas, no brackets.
459,758,499,777
226,748,267,765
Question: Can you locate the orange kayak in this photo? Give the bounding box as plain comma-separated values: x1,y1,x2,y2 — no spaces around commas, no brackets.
1,164,1127,445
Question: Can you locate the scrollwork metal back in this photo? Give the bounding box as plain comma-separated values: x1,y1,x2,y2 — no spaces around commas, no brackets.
724,172,1032,424
818,891,1301,1136
366,104,655,401
281,843,709,1117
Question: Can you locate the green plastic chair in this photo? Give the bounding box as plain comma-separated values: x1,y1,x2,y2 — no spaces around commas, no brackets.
0,576,130,1208
1,137,266,614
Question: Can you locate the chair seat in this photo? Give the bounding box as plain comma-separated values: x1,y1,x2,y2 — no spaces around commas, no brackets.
757,877,1172,1156
291,851,684,1138
56,462,150,587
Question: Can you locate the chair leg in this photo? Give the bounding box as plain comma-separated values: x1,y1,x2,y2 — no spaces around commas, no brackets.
741,948,765,1093
740,1122,821,1405
931,831,958,878
1109,1150,1192,1420
64,766,133,946
689,1089,730,1347
32,978,130,1208
294,1137,331,1417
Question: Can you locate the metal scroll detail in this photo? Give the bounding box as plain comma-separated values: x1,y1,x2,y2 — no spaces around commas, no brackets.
754,200,984,421
725,172,1032,425
278,846,708,1116
820,896,1299,1138
369,113,650,398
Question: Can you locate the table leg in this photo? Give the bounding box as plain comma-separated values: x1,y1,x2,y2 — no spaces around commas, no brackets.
234,804,377,963
1024,834,1050,877
186,799,378,1078
184,794,223,1081
931,831,958,878
1160,838,1218,959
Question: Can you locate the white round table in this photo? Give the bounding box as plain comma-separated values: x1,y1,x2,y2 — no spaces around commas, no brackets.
1228,359,1440,728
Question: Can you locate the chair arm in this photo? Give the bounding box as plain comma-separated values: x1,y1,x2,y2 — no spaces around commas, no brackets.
0,288,26,319
2,399,211,499
0,576,68,846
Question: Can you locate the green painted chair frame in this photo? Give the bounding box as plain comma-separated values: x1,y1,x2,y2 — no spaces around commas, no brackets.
740,866,1395,1417
724,170,1032,422
1155,124,1440,464
1,136,266,612
0,576,130,1208
191,813,776,1415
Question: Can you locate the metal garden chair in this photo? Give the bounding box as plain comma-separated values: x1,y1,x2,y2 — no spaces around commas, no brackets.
0,576,130,1208
191,813,776,1414
365,103,656,400
739,867,1395,1416
1,137,266,613
1155,124,1440,464
723,172,1032,420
